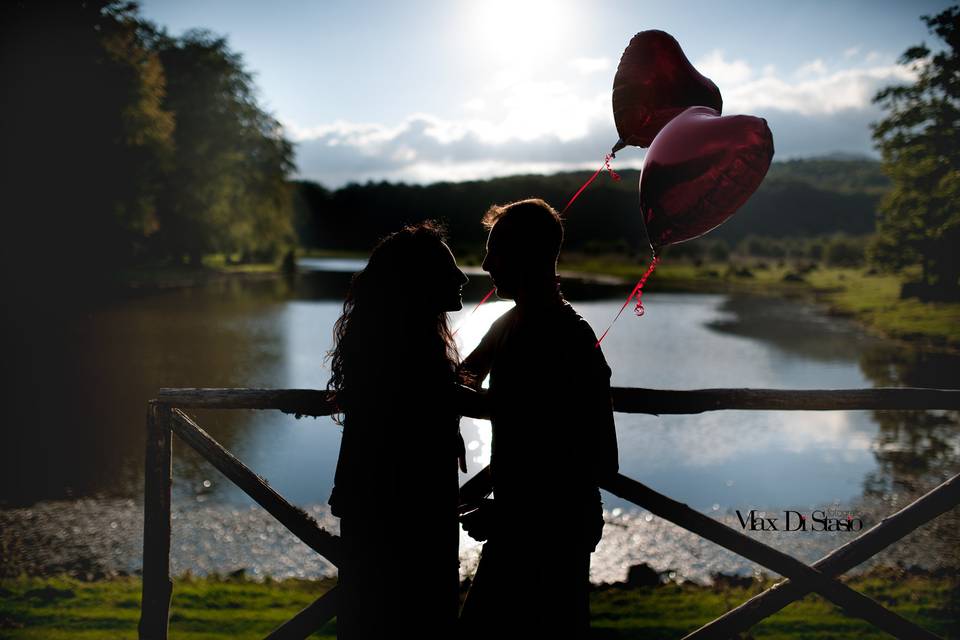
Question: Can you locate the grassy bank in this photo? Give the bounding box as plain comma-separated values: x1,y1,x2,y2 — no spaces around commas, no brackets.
1,568,956,639
111,252,288,292
560,254,960,351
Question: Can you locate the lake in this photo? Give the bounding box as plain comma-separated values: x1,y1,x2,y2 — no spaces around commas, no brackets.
2,259,957,583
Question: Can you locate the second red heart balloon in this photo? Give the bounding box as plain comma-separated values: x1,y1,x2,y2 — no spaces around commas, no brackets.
640,106,775,249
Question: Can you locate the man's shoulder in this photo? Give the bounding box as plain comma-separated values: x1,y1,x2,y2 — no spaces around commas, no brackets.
486,305,518,336
556,301,599,341
555,301,612,373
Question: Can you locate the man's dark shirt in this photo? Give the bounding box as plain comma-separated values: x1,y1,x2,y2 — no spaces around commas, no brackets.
461,294,619,549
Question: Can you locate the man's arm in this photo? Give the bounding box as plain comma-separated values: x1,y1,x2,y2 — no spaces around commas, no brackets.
456,311,507,390
452,313,507,473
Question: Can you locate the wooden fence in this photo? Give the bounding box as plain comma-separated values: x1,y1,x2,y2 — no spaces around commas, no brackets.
139,386,960,640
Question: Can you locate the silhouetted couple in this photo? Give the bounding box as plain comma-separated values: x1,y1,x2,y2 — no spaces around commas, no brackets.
327,198,619,638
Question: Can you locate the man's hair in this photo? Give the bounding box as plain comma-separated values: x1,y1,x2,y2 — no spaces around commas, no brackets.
481,198,563,263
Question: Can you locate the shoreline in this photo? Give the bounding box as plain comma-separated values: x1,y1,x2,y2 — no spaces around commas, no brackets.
106,249,960,352
557,254,960,354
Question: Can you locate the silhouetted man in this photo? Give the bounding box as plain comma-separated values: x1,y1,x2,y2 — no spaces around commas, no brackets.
458,198,619,638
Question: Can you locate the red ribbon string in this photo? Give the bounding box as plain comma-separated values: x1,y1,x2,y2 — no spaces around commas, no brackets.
456,153,621,332
561,153,621,215
595,255,660,348
452,286,497,336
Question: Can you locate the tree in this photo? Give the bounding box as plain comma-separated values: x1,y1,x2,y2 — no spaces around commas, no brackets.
870,5,960,299
148,28,295,264
1,0,174,300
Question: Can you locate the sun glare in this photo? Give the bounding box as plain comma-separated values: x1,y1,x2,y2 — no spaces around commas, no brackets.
467,0,572,66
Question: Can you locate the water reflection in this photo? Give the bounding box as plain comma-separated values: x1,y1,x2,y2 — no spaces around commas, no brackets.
1,267,957,532
708,295,960,569
3,263,960,581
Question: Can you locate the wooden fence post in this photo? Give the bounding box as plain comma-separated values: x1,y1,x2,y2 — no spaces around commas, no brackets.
139,401,173,640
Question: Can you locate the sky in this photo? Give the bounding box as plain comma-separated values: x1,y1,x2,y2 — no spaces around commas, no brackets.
139,0,955,188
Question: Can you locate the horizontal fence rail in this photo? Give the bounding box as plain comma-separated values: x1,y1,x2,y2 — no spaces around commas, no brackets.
155,386,960,417
140,387,960,640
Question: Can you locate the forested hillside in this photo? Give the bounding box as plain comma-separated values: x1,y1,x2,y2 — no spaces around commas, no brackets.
292,157,888,257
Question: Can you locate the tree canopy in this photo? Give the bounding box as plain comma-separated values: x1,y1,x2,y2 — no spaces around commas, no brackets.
870,5,960,299
291,157,886,260
0,0,296,307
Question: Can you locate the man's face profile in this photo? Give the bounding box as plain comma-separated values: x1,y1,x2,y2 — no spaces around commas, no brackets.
481,225,516,300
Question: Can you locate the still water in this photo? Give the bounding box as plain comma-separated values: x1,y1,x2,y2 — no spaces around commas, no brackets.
3,259,958,582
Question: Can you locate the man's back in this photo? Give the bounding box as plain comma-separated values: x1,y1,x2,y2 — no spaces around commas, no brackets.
458,295,619,637
462,295,619,544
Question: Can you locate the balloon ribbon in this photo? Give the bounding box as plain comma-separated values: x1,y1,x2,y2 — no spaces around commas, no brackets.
452,286,496,336
561,153,621,214
595,255,660,347
455,153,621,333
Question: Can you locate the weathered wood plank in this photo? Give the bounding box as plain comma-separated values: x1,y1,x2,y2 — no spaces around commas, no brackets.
155,386,960,416
157,388,335,415
682,472,960,640
167,408,342,566
458,466,493,512
610,386,960,414
138,402,173,640
603,473,943,640
263,586,340,640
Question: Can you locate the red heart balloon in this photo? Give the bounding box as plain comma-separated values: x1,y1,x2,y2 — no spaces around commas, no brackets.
612,30,723,151
640,106,774,248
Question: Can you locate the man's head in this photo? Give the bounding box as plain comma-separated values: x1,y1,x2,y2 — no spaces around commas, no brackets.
480,198,563,300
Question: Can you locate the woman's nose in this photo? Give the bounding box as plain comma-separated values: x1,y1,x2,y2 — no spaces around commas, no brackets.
459,269,469,285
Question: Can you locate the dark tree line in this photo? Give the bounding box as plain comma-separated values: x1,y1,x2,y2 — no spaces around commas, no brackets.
0,0,295,308
292,158,887,261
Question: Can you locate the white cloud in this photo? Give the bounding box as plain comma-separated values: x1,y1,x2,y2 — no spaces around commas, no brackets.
570,56,612,74
844,46,861,58
462,98,486,112
695,50,753,85
691,51,915,116
724,63,916,115
288,54,917,186
796,58,827,77
289,113,639,187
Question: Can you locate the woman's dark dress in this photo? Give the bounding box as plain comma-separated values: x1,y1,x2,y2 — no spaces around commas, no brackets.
329,358,461,639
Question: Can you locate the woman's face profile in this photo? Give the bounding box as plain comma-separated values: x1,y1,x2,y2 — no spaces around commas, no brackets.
421,240,469,312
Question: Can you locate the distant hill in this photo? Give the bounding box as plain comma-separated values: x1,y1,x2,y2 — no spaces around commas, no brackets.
292,157,889,255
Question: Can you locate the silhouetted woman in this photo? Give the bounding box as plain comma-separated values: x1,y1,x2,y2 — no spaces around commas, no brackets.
327,221,471,638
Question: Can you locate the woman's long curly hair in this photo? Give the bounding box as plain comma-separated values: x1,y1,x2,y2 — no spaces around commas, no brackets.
326,220,460,424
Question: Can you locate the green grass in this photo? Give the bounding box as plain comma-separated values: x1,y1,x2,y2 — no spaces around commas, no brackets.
199,253,281,273
1,568,956,639
590,568,959,638
0,574,338,639
111,252,288,291
559,254,960,350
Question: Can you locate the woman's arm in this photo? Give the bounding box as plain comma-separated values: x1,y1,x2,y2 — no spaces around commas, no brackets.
451,383,490,419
